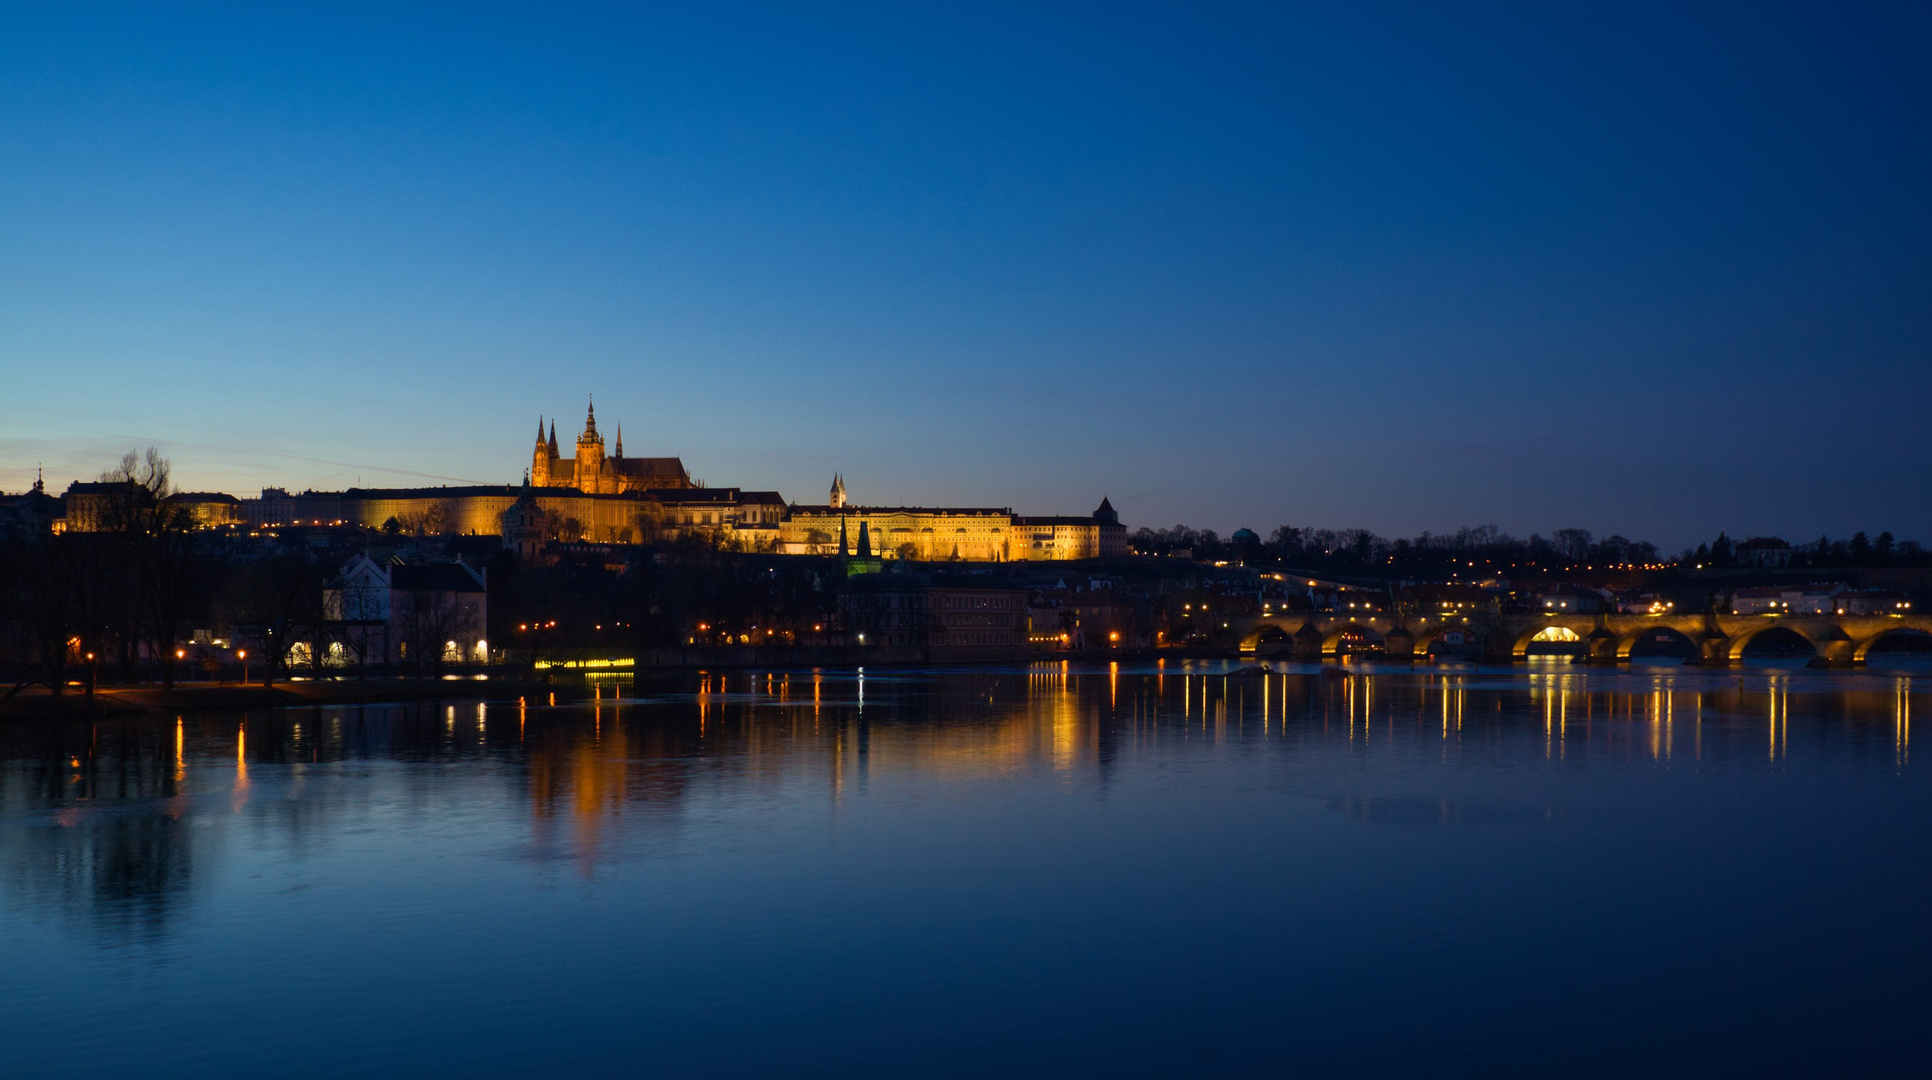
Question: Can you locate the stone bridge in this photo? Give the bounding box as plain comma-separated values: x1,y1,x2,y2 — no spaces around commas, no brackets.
1225,611,1932,667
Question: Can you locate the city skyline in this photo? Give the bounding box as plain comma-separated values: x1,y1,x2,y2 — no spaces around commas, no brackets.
5,5,1930,550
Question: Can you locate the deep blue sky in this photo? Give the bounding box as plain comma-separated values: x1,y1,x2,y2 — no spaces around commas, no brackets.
3,3,1927,550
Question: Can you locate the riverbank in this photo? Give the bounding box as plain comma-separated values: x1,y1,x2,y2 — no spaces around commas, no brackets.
0,677,564,720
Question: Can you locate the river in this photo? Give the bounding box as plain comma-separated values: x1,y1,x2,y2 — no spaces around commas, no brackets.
3,659,1930,1077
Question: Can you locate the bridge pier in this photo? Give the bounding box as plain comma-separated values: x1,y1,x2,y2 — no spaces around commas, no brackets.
1292,622,1325,660
1691,628,1733,667
1484,629,1519,664
1383,626,1416,662
1585,625,1620,666
1810,626,1859,668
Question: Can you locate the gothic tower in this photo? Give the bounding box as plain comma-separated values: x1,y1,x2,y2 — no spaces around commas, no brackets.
575,396,606,493
531,417,552,486
829,473,846,508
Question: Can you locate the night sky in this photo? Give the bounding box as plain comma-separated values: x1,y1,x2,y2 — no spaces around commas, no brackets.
3,3,1927,551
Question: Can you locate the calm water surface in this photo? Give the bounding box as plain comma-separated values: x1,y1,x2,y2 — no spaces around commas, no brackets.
4,660,1931,1078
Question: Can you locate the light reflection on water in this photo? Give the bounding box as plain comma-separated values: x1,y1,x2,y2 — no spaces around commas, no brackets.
3,664,1932,1078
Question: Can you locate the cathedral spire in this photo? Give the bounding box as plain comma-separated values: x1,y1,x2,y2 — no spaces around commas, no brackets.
830,473,846,509
614,422,622,458
584,395,597,437
536,416,546,447
547,420,558,455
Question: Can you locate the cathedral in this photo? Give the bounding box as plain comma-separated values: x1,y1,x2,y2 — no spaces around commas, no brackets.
531,398,691,493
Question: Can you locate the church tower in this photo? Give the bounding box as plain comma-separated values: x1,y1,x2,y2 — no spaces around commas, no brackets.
531,417,552,486
575,396,607,493
829,473,846,508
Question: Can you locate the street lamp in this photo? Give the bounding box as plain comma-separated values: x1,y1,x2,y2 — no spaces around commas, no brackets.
238,649,248,685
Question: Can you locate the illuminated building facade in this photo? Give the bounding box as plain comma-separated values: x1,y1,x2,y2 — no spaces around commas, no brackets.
778,480,1126,562
531,399,690,494
56,404,1127,561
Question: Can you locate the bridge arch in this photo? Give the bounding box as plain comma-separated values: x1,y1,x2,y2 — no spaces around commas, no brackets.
1323,624,1384,656
1235,618,1297,653
1252,624,1293,656
1413,623,1469,654
1727,624,1818,661
1616,625,1699,661
1512,623,1585,659
1854,627,1932,663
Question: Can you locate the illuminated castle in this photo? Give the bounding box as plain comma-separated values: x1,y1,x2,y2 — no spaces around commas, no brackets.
531,397,690,494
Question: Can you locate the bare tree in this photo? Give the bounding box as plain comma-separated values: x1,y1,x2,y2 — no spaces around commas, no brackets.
99,448,208,690
222,555,324,687
395,588,481,677
329,572,388,679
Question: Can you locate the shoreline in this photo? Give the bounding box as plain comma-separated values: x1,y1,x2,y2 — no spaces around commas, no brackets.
0,678,564,720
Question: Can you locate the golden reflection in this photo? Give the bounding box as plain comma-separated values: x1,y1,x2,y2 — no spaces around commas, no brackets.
1767,678,1789,761
174,716,185,785
1897,679,1911,767
232,720,250,810
1663,686,1672,762
1543,679,1553,759
514,670,1901,875
1051,681,1078,771
1648,688,1661,761
1558,677,1570,760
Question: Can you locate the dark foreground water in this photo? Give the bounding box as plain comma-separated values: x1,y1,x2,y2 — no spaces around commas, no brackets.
4,660,1931,1078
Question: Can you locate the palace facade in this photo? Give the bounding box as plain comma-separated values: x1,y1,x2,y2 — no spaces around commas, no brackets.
54,397,1128,562
775,479,1126,561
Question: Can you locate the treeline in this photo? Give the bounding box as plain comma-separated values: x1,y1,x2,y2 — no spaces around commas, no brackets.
1,451,205,692
1688,531,1931,568
1128,524,1661,574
